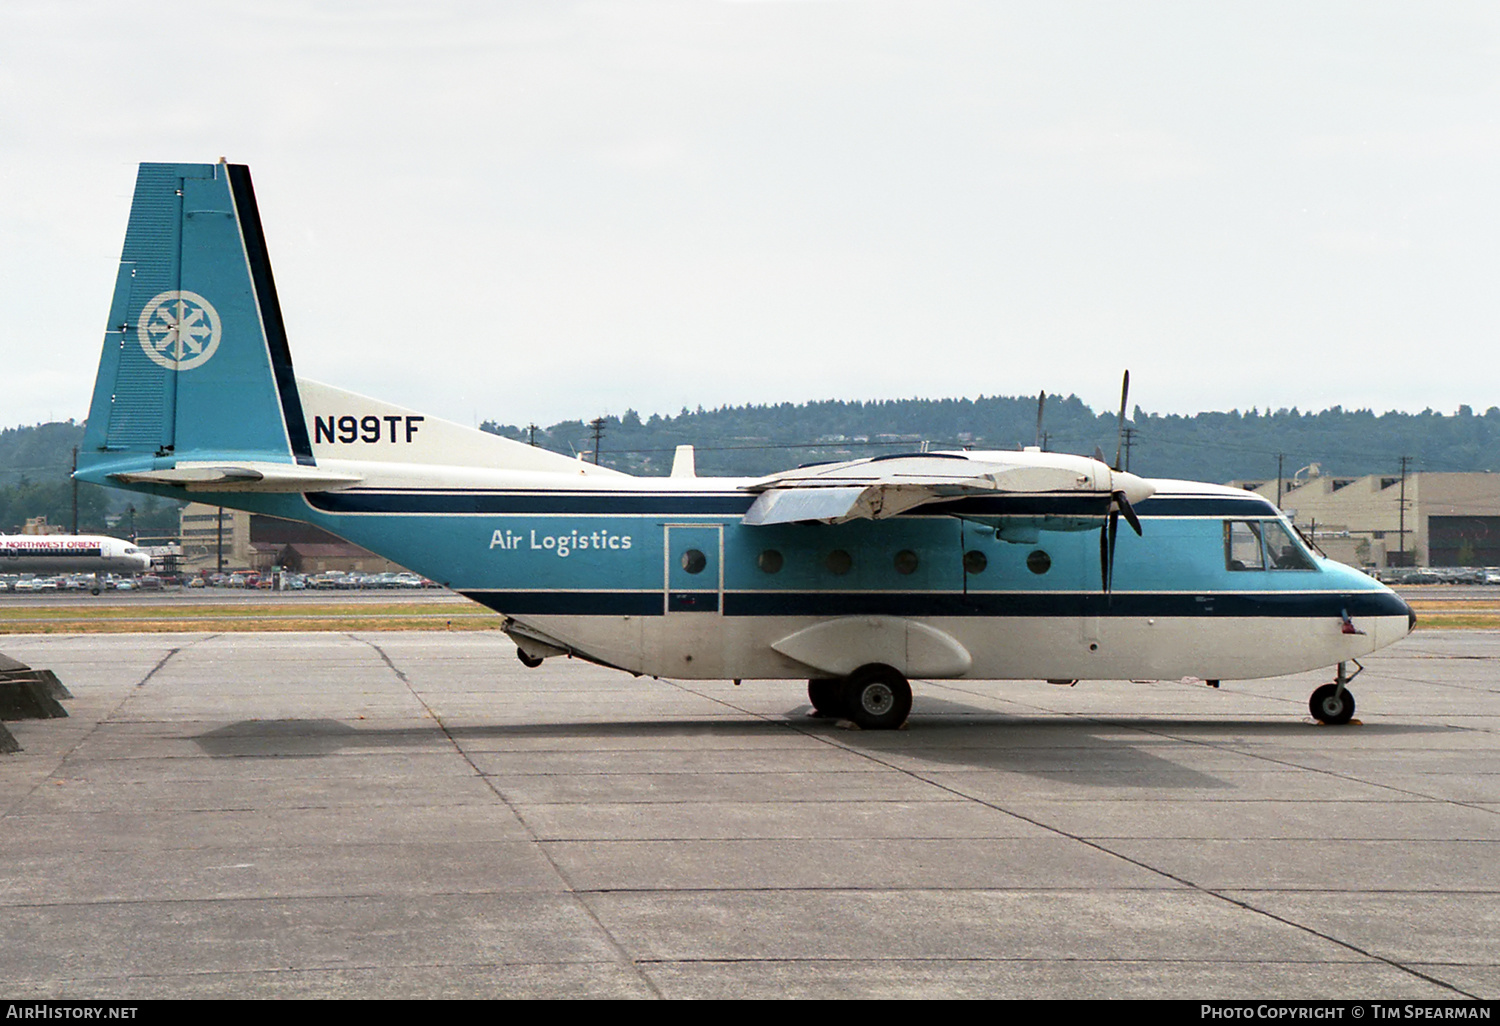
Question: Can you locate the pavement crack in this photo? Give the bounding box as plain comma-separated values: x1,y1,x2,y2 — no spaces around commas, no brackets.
349,634,666,998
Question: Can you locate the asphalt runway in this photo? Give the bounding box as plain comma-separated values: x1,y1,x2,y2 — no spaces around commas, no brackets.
1,629,1496,999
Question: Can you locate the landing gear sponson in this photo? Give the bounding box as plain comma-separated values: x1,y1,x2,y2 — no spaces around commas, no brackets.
808,664,913,730
1309,660,1361,725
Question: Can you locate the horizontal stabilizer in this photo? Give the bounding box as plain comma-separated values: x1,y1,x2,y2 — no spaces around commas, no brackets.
110,461,362,493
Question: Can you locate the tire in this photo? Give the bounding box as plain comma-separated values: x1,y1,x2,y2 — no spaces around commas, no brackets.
807,679,846,718
841,665,912,730
516,647,544,669
1309,683,1355,725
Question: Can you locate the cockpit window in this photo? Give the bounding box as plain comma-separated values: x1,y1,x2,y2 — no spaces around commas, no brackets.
1261,520,1316,570
1225,520,1315,571
1225,521,1265,571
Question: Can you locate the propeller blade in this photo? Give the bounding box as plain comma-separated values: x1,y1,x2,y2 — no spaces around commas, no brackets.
1113,369,1130,471
1034,391,1046,449
1107,508,1119,593
1099,522,1110,593
1115,490,1143,536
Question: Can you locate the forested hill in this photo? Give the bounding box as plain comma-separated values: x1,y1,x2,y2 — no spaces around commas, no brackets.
0,421,84,491
483,397,1500,481
0,421,180,536
3,393,1498,526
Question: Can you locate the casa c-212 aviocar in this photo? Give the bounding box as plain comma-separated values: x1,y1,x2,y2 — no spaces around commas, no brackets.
75,161,1416,729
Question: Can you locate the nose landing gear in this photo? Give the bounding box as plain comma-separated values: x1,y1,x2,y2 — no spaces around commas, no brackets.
1310,660,1361,725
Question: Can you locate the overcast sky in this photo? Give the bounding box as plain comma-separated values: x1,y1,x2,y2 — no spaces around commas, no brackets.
3,1,1498,433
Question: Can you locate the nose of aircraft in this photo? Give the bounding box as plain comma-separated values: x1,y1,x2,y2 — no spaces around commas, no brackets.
1377,578,1417,639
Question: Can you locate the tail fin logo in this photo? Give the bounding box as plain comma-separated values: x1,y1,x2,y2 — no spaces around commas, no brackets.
137,290,222,371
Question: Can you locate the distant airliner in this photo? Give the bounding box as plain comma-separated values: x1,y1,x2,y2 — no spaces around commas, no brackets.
0,534,151,592
74,161,1414,728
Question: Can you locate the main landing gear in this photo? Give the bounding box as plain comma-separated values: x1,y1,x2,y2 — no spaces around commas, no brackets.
1309,660,1361,725
807,664,913,730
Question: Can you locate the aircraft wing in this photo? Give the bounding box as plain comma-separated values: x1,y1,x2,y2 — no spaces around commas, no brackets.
741,452,1147,526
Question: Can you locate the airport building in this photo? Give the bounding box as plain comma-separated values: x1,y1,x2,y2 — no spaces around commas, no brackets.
178,503,410,575
1230,471,1500,568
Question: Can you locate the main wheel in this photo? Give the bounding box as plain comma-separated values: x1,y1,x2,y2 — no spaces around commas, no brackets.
1309,683,1355,725
807,679,846,718
841,665,913,730
516,647,544,669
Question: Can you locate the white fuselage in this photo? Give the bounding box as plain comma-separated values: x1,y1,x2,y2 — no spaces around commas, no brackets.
0,534,151,575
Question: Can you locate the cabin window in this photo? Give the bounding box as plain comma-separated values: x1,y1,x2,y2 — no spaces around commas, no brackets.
680,549,707,574
894,550,919,575
964,550,987,574
825,549,853,575
757,549,783,574
1026,550,1051,575
1225,520,1315,571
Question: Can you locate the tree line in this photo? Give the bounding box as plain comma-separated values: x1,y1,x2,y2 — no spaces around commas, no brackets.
483,398,1500,481
4,394,1498,533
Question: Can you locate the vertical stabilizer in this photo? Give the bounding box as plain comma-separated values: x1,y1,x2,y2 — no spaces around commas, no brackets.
81,162,311,477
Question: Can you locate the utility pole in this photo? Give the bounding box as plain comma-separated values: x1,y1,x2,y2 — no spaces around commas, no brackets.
1121,427,1136,472
1276,453,1284,509
588,417,606,465
71,446,79,534
527,423,539,447
1397,455,1411,567
216,506,225,573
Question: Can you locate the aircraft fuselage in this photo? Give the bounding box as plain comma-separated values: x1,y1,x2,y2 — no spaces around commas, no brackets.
0,534,151,576
194,463,1411,685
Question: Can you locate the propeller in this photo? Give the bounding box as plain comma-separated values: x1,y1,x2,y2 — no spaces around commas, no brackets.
1034,390,1046,449
1098,491,1142,594
1098,370,1142,594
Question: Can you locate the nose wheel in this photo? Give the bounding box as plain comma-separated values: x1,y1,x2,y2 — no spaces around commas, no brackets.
1309,660,1361,725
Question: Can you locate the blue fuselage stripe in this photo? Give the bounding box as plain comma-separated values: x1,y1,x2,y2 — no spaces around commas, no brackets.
460,589,1409,619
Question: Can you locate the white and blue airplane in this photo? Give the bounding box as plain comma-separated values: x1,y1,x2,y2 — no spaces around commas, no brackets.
75,161,1415,728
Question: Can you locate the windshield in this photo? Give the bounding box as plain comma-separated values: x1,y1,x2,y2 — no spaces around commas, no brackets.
1225,519,1315,571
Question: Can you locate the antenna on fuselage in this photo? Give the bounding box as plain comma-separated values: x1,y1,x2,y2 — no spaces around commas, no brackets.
670,445,697,478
